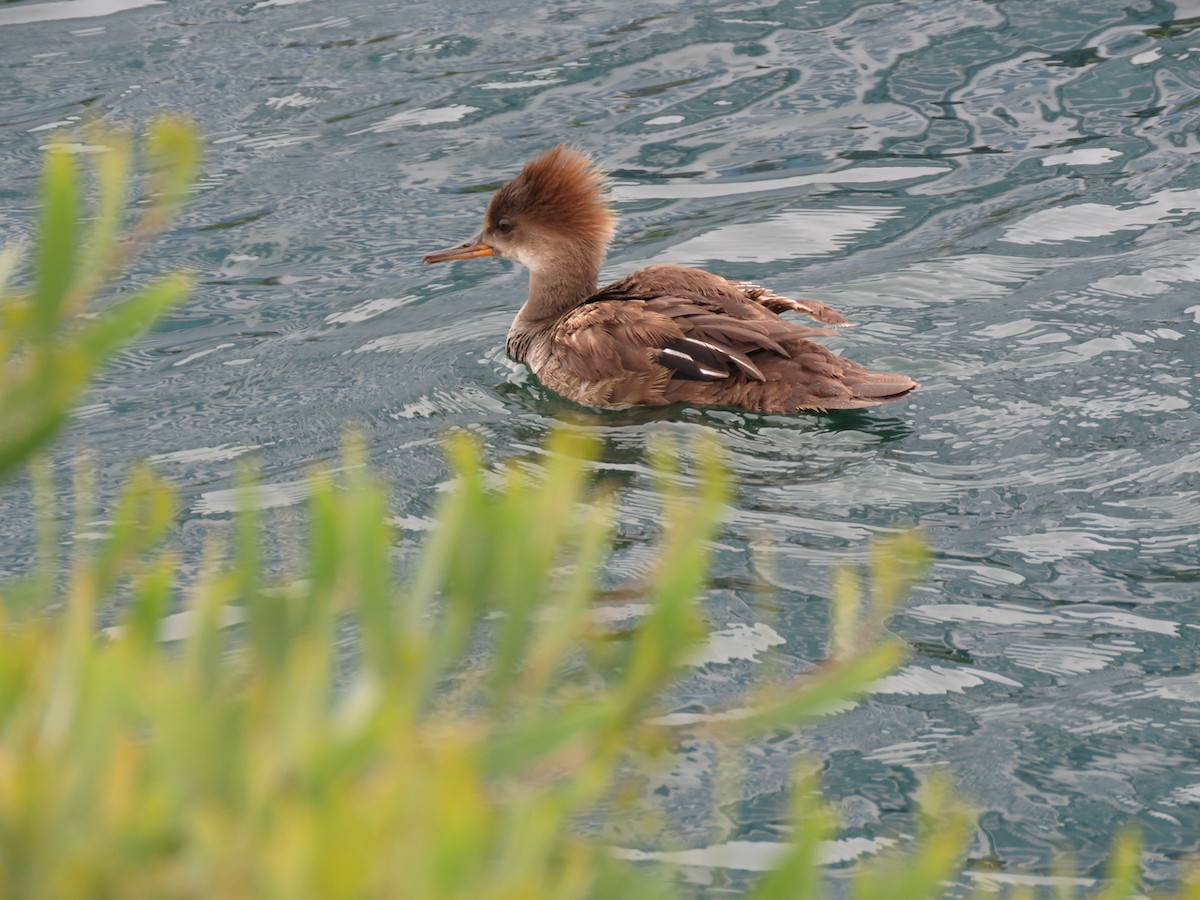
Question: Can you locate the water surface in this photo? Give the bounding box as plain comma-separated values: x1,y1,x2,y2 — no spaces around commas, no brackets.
2,0,1199,891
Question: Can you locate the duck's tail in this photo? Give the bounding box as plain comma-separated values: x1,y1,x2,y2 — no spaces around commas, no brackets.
811,369,918,410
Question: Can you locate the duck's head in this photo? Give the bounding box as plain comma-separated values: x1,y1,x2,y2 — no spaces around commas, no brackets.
423,145,615,277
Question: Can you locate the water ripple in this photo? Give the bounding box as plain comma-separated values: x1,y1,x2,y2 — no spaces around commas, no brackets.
3,0,1200,885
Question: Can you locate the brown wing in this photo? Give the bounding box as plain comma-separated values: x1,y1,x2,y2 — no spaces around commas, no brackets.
596,264,850,326
643,294,836,382
736,283,850,326
554,294,833,385
545,272,915,413
664,339,917,412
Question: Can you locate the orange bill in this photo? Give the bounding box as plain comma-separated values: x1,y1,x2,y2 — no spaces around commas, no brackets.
423,230,496,264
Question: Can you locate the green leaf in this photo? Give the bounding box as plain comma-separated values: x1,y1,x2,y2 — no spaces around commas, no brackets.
144,116,201,220
73,272,191,363
731,639,907,736
853,775,973,900
750,767,830,900
1096,829,1141,900
0,411,66,483
76,126,133,307
33,142,79,333
0,242,21,298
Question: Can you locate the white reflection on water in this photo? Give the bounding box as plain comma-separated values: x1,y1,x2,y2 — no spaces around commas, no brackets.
149,443,264,465
611,164,947,201
478,79,564,90
910,602,1179,636
102,606,248,642
1164,783,1200,805
1141,674,1200,703
994,529,1140,563
965,871,1097,890
325,295,419,325
194,478,312,515
1092,255,1200,298
352,311,510,354
664,206,900,264
1041,147,1123,166
1002,188,1200,245
837,253,1054,307
1003,641,1131,676
0,0,162,26
348,105,479,135
613,835,897,871
871,664,1022,696
686,622,786,666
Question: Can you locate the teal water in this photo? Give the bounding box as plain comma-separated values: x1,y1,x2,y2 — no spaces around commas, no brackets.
2,0,1199,891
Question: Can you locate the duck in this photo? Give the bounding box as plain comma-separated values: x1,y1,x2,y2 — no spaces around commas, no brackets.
423,146,917,413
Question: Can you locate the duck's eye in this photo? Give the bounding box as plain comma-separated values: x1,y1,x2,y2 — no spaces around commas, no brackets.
496,217,515,234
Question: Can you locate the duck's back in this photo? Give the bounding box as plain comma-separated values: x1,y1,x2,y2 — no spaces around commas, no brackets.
534,264,917,413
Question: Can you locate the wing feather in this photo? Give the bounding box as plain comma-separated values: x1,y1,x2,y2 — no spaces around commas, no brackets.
599,264,850,326
555,295,785,385
543,266,912,411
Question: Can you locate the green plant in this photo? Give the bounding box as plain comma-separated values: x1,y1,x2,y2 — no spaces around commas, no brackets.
0,428,956,898
1,122,1190,900
0,118,197,480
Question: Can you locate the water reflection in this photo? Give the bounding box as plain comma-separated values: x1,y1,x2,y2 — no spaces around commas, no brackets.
2,0,1200,887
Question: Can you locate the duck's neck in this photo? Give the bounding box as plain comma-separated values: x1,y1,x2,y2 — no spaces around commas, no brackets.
507,255,600,360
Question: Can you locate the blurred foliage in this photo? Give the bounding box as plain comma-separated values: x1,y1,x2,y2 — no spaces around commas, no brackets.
0,429,959,899
0,121,1191,899
0,118,196,480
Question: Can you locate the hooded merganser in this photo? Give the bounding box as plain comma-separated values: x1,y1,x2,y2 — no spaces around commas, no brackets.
423,146,917,413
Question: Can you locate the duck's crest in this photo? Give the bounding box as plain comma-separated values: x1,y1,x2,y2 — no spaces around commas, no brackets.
487,145,615,248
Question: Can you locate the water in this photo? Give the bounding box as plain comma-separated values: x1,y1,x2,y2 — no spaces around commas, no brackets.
2,0,1199,890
